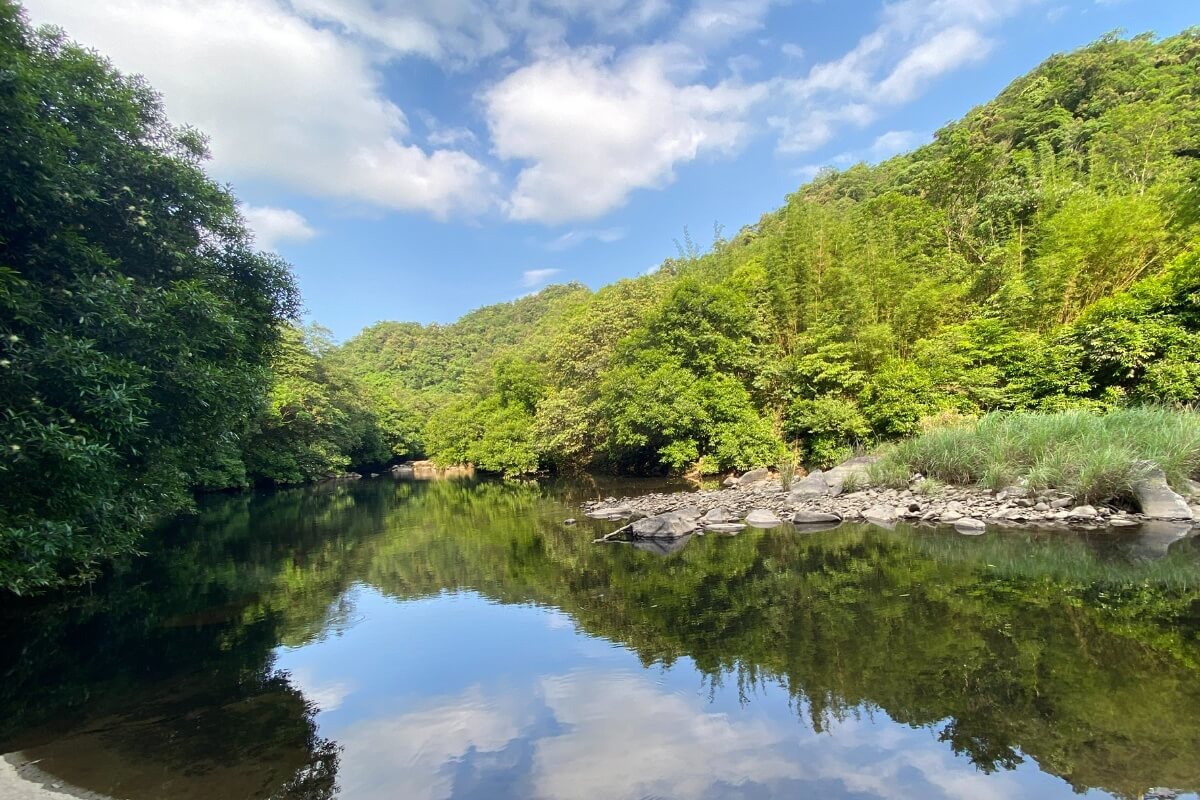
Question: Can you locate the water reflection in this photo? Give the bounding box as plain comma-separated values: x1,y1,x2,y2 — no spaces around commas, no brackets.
1,475,1199,800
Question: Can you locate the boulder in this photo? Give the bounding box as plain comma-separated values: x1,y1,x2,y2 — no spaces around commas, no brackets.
1069,505,1098,518
586,504,635,520
823,455,878,495
954,517,986,534
722,476,739,488
737,468,771,487
674,505,703,520
702,506,738,524
632,511,699,538
789,470,830,500
1132,463,1194,520
792,510,842,525
745,509,783,528
861,504,897,523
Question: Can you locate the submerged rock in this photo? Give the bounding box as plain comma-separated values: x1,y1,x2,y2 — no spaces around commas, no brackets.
792,509,842,525
954,517,986,534
703,522,746,534
632,511,699,539
1132,463,1194,520
633,534,695,556
586,504,634,520
702,506,738,524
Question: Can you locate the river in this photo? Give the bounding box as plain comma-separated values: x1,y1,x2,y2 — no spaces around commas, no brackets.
2,474,1199,800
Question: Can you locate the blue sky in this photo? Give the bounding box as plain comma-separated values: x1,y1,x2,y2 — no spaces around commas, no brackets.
22,0,1197,339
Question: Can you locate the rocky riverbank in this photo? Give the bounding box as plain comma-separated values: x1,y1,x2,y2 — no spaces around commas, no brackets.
583,457,1200,539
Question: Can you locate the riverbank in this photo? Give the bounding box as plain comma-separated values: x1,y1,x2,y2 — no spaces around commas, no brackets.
584,458,1200,537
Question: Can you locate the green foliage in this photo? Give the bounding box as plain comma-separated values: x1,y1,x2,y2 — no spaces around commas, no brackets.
0,4,297,593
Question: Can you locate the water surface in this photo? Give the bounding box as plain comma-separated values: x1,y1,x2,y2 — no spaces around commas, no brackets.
2,475,1199,800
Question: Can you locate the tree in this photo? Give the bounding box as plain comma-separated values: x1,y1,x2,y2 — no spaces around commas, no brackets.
0,3,298,592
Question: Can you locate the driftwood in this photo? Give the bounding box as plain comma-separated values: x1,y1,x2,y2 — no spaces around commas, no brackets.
592,521,634,544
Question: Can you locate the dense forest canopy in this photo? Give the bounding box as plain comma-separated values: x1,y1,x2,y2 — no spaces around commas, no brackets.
0,2,298,592
305,28,1200,478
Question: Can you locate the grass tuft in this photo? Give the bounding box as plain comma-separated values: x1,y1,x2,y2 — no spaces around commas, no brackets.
875,407,1200,503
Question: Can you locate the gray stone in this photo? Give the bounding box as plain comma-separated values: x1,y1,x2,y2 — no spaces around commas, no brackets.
632,511,699,538
702,506,738,524
1049,497,1075,509
703,522,746,534
745,508,783,528
954,517,986,534
722,476,739,488
1069,504,1098,518
822,455,878,495
792,510,842,525
1132,463,1194,520
586,504,635,520
789,470,830,500
564,518,576,525
737,468,771,487
861,504,897,522
939,511,963,523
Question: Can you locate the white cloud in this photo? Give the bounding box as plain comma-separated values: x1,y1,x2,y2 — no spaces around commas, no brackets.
781,42,805,59
287,666,352,712
773,0,1028,155
522,268,561,286
243,205,317,251
485,46,766,223
876,26,991,103
545,227,626,251
678,0,777,48
24,0,494,218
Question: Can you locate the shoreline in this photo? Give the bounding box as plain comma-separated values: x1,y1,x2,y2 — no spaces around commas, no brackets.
583,467,1200,537
0,755,109,800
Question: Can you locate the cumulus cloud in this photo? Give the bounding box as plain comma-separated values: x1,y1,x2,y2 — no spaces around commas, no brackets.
485,46,766,222
243,205,317,251
521,268,562,286
24,0,495,217
678,0,778,48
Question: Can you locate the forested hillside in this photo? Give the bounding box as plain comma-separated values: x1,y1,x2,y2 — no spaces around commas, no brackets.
307,29,1199,478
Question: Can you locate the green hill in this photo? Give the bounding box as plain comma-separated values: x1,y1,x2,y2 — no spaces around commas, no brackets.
292,29,1200,479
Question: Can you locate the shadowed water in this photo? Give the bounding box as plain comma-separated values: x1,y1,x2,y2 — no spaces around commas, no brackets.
2,475,1199,800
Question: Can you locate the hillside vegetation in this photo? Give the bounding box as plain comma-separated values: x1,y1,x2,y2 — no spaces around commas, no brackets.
286,29,1200,479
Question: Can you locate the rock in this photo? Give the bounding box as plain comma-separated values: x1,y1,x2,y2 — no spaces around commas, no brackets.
954,517,986,534
632,511,699,538
564,518,576,525
1069,504,1098,518
1034,502,1050,512
1049,497,1075,509
674,504,702,520
1109,516,1138,527
1132,462,1194,520
792,510,842,524
820,455,879,495
789,470,831,500
702,506,738,524
745,508,783,528
586,504,634,520
1184,479,1200,500
703,522,746,534
722,476,739,488
861,504,897,522
939,511,962,523
737,468,771,487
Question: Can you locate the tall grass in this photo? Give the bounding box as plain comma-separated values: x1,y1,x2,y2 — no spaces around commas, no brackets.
872,408,1200,502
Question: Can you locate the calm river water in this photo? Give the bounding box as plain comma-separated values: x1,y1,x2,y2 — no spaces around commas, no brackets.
2,474,1199,800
